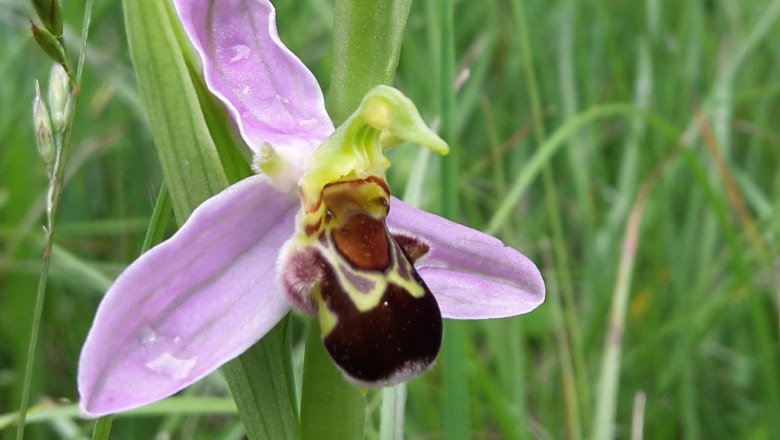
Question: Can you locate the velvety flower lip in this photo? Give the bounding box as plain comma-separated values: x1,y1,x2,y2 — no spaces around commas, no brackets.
78,0,545,418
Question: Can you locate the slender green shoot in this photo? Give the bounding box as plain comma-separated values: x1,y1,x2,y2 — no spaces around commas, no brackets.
16,1,95,438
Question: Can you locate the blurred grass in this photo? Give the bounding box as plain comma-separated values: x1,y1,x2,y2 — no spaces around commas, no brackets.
2,0,780,439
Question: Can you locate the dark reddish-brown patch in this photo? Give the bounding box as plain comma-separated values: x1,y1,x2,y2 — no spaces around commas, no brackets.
304,217,322,237
322,177,389,196
321,179,390,218
364,175,390,197
392,233,431,262
333,214,390,270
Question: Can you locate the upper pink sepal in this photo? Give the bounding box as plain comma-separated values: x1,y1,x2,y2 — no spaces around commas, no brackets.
173,0,333,156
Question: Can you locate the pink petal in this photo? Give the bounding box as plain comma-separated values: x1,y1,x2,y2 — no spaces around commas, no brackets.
173,0,333,156
387,198,545,319
78,175,297,416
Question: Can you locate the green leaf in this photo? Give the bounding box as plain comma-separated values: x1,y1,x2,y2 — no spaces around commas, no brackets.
0,397,238,429
223,317,300,440
122,0,228,222
122,1,298,439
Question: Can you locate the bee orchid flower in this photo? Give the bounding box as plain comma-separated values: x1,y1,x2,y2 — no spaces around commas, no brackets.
78,0,545,417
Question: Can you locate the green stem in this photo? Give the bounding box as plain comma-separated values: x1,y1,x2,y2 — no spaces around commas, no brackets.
300,324,364,440
591,165,658,440
379,383,407,440
15,241,51,440
442,322,469,438
90,416,114,440
300,1,413,436
16,0,95,433
509,1,583,439
16,137,66,438
437,0,457,217
436,0,470,438
328,0,412,125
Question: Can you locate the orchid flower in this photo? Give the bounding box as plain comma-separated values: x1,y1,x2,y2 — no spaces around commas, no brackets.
78,0,545,417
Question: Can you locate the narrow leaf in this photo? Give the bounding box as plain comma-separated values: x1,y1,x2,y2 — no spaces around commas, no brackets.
31,22,66,66
123,0,228,222
121,1,298,438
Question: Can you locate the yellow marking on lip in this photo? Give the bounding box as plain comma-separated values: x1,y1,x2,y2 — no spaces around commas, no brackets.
314,287,339,337
315,230,426,313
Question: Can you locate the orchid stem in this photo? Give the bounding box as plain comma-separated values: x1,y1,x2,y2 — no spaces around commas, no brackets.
300,324,363,440
328,0,412,125
300,0,413,437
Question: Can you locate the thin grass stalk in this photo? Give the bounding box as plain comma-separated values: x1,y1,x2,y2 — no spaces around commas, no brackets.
558,0,595,233
485,103,680,235
547,264,580,440
591,185,645,440
15,233,53,440
16,1,94,437
630,392,646,440
508,2,582,436
435,0,470,438
16,103,62,439
679,329,701,440
480,98,507,197
591,145,682,440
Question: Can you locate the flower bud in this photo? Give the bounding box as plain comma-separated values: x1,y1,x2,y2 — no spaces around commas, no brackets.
33,82,55,167
31,22,66,66
32,0,63,37
47,63,71,133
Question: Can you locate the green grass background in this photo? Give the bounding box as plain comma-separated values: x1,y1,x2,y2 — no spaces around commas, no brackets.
2,0,780,438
